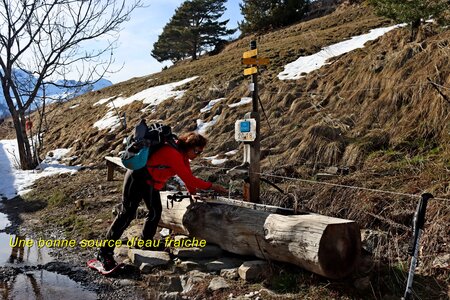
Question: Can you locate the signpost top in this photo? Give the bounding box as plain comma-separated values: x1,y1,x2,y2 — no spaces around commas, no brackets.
242,49,258,59
242,57,270,65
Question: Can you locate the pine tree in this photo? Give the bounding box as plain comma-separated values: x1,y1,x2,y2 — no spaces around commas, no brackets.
151,0,236,63
368,0,450,40
239,0,310,34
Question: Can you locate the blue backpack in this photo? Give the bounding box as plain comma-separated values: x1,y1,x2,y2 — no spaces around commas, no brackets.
120,120,177,170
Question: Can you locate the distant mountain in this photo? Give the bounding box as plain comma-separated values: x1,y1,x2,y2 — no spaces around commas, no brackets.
0,69,112,118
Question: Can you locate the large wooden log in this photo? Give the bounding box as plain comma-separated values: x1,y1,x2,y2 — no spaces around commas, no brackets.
159,191,361,279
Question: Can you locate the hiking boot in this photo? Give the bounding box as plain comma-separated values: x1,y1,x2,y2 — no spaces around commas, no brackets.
97,251,117,271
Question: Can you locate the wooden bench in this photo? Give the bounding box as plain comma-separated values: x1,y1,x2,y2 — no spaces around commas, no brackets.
105,156,125,181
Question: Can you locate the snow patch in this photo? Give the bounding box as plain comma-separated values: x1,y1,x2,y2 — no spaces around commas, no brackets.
278,24,406,80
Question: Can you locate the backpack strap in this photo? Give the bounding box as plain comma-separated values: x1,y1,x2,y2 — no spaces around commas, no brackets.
146,138,179,170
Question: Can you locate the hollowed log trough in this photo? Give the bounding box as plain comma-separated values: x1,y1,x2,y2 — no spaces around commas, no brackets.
159,191,361,279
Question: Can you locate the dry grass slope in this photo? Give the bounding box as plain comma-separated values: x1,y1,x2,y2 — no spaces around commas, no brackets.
1,3,449,294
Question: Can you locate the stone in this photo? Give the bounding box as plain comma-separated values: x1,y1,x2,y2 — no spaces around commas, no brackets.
117,279,135,286
160,228,171,238
177,260,201,272
208,277,229,291
140,263,153,274
206,257,245,273
128,249,171,268
220,268,239,280
360,229,388,254
324,166,339,174
238,261,269,281
172,244,223,259
158,291,180,300
180,270,209,294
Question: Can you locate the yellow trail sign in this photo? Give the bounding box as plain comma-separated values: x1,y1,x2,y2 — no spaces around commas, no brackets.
242,57,270,65
244,67,258,76
242,49,258,58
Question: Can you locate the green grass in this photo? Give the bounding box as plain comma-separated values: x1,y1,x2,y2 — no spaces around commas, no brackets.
48,190,69,207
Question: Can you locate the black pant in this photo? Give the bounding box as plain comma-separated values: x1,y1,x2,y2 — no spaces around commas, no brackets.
100,168,161,254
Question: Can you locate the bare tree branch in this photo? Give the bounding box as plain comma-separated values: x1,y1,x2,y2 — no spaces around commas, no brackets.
0,0,143,169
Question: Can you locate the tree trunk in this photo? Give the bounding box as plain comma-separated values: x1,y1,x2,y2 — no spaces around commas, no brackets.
159,192,361,279
10,110,36,170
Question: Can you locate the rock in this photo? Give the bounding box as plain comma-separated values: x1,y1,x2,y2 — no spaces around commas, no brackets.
172,244,223,259
180,270,209,294
128,249,171,268
114,246,129,260
208,277,229,291
140,263,153,274
360,229,388,254
146,274,183,293
158,292,181,300
75,200,84,210
238,261,269,281
243,290,261,298
177,260,201,272
324,166,339,174
206,257,245,273
220,268,239,280
160,228,171,238
117,279,135,286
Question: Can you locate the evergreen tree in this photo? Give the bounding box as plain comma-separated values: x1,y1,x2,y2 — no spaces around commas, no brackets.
151,0,236,63
239,0,310,34
368,0,450,40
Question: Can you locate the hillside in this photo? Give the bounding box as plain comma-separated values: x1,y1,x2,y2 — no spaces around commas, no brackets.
1,2,449,299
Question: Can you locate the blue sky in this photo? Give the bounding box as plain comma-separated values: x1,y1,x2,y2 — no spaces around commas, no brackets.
105,0,243,83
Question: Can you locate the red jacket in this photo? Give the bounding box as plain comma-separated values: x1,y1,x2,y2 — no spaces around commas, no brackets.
146,145,212,193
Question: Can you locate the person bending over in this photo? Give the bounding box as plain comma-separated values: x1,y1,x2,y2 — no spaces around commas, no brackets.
97,132,227,270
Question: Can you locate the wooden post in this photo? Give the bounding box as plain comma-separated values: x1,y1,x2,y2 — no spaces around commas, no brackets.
159,192,361,279
249,40,260,203
106,160,115,181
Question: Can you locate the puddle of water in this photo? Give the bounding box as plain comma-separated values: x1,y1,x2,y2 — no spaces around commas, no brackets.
0,270,96,300
0,233,53,265
0,209,52,265
0,206,97,299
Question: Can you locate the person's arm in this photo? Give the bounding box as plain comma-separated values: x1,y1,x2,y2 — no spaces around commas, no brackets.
164,148,212,193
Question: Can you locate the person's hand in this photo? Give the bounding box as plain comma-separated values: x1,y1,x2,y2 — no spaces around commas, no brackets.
211,183,228,195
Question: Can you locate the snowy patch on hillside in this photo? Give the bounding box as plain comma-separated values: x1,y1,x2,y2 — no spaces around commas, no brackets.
196,115,220,135
93,77,198,132
200,98,225,113
107,76,198,109
203,155,228,165
225,149,238,156
278,24,405,80
0,140,79,200
228,97,252,108
94,96,117,106
93,111,122,132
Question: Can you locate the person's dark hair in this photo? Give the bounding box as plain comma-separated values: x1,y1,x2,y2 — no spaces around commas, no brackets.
177,132,207,152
